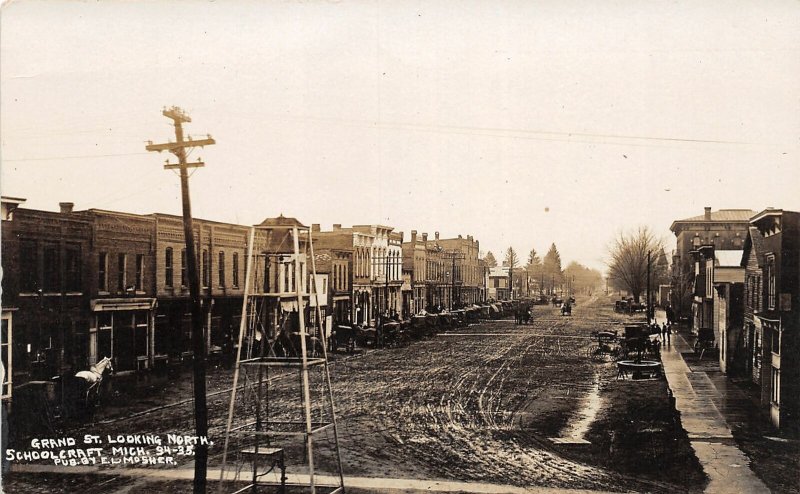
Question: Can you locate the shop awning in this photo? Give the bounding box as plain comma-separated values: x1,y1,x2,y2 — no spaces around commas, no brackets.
91,298,156,312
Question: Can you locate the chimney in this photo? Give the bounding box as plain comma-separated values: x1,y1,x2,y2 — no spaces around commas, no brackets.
332,224,341,231
458,234,462,239
435,231,439,240
411,230,417,244
59,202,74,214
312,223,320,233
704,207,711,220
422,233,428,242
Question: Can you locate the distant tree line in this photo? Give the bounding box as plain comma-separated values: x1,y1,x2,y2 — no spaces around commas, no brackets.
482,243,602,296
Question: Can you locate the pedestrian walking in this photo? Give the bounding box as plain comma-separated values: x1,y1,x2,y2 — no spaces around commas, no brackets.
666,323,671,346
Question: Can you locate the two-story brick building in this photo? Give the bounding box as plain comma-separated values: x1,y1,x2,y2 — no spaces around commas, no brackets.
436,234,482,307
670,207,755,331
402,230,427,315
670,207,755,330
152,213,249,365
0,198,270,387
311,224,352,327
77,208,159,373
352,225,403,320
1,201,93,386
313,224,373,326
424,233,449,310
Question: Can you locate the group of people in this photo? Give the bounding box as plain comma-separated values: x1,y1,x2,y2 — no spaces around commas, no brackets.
651,321,672,346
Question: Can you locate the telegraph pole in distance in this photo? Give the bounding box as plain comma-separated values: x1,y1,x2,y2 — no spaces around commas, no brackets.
146,107,215,493
444,250,465,309
646,250,652,324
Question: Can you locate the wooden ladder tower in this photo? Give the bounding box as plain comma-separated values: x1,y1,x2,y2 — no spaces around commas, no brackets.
218,218,345,494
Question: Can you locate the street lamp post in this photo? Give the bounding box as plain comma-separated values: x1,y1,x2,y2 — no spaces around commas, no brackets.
646,250,652,323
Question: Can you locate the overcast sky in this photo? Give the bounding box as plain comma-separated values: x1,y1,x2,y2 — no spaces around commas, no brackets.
2,0,799,271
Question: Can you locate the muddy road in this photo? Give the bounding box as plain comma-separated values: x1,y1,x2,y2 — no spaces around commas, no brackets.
9,295,689,493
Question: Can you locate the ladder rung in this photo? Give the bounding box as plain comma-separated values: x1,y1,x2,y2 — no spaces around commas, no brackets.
240,447,283,456
231,421,333,437
240,357,327,367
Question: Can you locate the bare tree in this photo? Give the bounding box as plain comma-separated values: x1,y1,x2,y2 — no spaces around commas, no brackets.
607,226,665,303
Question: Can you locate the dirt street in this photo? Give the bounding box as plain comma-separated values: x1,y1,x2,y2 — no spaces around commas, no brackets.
5,295,704,493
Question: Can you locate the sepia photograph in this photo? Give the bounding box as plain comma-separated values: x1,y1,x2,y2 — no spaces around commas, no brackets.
1,1,799,493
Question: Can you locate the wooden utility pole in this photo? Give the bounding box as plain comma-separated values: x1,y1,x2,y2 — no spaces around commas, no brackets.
646,250,652,323
146,107,215,493
444,251,465,309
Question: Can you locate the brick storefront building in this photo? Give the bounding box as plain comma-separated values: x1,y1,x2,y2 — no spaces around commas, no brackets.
402,230,427,315
436,234,482,307
670,207,755,330
1,202,93,385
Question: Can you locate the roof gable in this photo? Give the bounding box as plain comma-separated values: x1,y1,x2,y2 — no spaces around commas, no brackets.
741,227,765,269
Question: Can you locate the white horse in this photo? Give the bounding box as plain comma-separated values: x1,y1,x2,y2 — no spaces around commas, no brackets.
74,357,113,410
75,356,114,384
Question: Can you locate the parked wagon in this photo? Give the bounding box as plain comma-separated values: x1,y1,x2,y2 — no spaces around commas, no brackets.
438,313,454,330
382,321,409,347
694,328,716,360
588,330,620,360
409,315,432,339
465,306,481,323
450,309,468,327
330,325,359,353
619,324,660,360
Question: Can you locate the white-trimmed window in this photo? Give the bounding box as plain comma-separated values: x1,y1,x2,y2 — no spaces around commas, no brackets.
135,254,145,291
218,251,226,288
117,253,127,292
180,249,187,287
232,252,240,288
98,252,108,291
772,367,781,405
202,249,210,288
164,248,174,288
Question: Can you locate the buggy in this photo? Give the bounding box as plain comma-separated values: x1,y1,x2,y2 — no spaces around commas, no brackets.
694,328,716,360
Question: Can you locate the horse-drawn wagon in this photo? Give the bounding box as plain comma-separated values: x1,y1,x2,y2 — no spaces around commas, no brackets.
382,321,410,347
330,325,359,353
694,328,716,360
13,357,114,433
